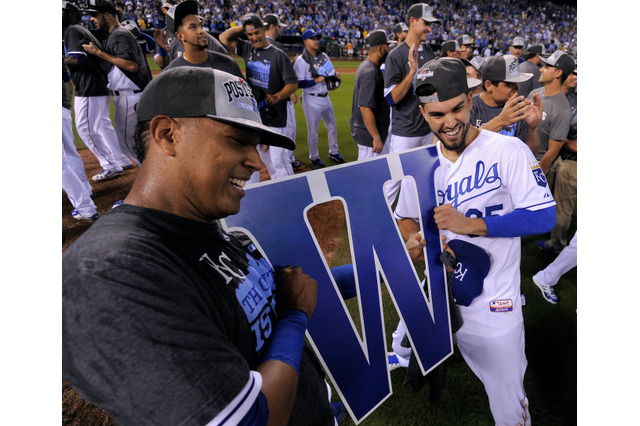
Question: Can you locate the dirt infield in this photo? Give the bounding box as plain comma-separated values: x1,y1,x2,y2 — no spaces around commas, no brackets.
62,149,345,424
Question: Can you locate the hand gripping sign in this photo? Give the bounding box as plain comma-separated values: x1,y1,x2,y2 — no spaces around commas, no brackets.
222,146,453,424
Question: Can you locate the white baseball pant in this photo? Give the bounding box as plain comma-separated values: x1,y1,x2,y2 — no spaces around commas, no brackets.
301,92,339,160
74,96,128,172
112,91,142,167
533,232,577,287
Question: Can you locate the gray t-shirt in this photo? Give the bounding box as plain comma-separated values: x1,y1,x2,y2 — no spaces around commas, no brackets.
350,59,390,147
236,39,298,127
104,26,152,90
517,60,542,98
470,93,528,142
163,50,244,79
383,42,434,137
528,87,571,160
169,32,227,62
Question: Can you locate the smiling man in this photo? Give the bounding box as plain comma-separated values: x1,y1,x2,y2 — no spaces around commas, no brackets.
391,58,556,425
62,67,336,425
220,14,298,181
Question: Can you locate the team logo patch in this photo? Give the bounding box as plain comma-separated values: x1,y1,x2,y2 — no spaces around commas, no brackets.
416,68,434,81
490,299,513,312
530,162,548,187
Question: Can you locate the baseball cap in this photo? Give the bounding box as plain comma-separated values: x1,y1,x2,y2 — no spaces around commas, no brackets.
263,14,286,28
481,54,532,83
511,36,526,47
407,3,441,24
446,240,491,307
393,22,409,34
457,34,473,46
540,50,576,78
414,58,481,104
302,29,320,41
136,67,295,150
171,0,199,32
525,44,544,57
365,30,391,48
461,56,485,73
441,40,459,55
62,1,79,12
82,0,117,14
122,19,143,42
242,14,264,30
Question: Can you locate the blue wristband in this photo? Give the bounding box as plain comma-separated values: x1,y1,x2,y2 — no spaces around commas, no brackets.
259,309,308,374
157,47,168,57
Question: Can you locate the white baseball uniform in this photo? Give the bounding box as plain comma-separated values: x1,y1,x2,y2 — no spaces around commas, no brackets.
393,129,555,425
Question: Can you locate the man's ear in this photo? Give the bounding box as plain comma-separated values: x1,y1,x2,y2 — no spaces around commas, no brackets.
149,115,179,156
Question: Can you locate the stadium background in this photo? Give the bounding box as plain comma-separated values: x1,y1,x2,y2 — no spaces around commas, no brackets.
62,0,578,424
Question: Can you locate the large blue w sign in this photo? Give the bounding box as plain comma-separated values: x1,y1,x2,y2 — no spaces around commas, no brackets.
223,146,453,423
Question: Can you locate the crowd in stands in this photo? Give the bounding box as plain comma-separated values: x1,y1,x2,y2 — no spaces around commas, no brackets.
96,0,576,57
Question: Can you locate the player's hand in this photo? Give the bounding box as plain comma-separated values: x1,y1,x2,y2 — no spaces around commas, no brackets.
497,93,532,127
406,232,426,264
291,92,298,104
433,204,487,236
440,236,457,273
82,42,100,56
275,266,318,320
408,43,419,74
265,93,280,105
153,29,169,51
524,93,543,129
372,137,384,154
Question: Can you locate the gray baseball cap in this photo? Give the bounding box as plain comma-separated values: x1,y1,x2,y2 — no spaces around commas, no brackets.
407,3,441,24
511,36,526,47
441,40,459,54
414,58,481,104
525,44,544,57
263,14,286,28
171,0,199,32
242,13,264,29
136,67,295,150
540,50,576,78
481,54,533,83
461,56,485,73
82,0,117,14
365,30,391,48
457,34,473,46
393,22,409,34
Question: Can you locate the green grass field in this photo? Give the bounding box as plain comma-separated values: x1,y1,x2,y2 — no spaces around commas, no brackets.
72,56,577,424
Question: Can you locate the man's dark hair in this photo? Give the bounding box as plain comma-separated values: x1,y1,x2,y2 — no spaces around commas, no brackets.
133,121,151,163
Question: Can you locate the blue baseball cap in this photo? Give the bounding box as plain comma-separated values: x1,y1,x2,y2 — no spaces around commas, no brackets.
446,240,491,307
302,29,320,41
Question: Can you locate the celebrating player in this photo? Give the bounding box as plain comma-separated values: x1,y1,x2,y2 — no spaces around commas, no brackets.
392,58,557,425
62,67,337,425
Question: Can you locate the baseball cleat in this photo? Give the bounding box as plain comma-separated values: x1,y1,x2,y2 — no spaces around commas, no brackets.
329,153,345,163
331,402,348,423
71,209,98,221
532,276,558,304
387,352,403,371
291,160,303,169
111,200,124,209
92,169,123,182
310,158,325,168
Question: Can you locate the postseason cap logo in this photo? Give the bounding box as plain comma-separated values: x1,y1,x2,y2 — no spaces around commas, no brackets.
223,77,258,113
416,67,434,81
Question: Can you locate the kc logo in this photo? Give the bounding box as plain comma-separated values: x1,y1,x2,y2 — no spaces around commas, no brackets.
223,146,453,423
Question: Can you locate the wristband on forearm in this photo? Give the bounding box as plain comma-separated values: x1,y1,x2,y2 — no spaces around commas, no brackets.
157,47,168,57
259,308,308,374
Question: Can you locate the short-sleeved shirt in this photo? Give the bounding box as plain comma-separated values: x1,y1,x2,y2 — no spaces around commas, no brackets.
104,26,152,91
62,205,334,425
63,24,111,97
517,60,542,98
470,93,528,142
383,42,435,137
163,50,244,78
394,130,556,337
528,87,571,160
236,39,298,127
350,59,390,146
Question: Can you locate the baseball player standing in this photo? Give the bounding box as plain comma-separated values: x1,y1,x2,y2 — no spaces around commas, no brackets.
83,0,152,168
293,30,345,168
383,3,440,203
220,14,299,181
350,30,392,160
62,1,129,182
263,14,301,170
392,58,557,425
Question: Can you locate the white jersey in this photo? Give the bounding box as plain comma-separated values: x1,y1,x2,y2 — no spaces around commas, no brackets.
395,129,555,337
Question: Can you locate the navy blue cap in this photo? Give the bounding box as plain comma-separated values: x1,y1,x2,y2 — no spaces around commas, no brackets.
446,239,491,307
302,29,320,40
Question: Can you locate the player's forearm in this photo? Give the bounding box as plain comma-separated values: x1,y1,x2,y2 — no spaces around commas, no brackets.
524,126,540,157
93,48,139,73
397,218,420,242
277,83,298,101
360,107,382,140
539,139,563,173
257,361,299,426
389,71,415,104
219,25,243,52
564,138,577,152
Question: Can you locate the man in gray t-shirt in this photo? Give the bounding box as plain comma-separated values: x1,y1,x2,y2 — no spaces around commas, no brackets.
518,45,544,98
528,50,575,173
